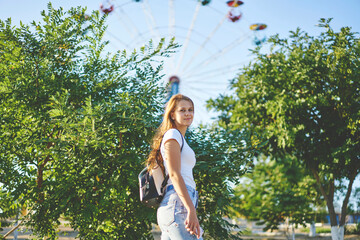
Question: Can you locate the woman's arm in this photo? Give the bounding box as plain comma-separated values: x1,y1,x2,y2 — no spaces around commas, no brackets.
164,139,201,239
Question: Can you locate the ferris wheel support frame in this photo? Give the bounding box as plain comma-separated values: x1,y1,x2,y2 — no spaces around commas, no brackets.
113,2,141,38
140,0,162,42
174,1,201,74
185,32,251,77
168,0,176,37
182,60,249,81
104,0,256,125
167,76,180,101
182,14,227,72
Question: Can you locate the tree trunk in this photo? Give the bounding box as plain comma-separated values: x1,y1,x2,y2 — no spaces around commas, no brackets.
309,221,316,237
14,212,19,240
339,170,357,226
312,168,358,240
331,226,344,240
311,168,340,239
36,155,50,203
333,170,358,240
36,140,53,202
311,169,337,222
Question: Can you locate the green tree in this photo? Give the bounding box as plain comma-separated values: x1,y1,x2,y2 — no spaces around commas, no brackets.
229,156,325,238
208,19,360,240
0,186,21,231
0,4,177,239
189,126,255,239
0,4,255,239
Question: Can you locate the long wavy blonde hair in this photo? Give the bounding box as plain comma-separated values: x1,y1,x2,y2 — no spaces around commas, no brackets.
146,94,194,173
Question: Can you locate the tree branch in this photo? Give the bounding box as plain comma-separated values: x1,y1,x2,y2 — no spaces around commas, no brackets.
339,170,358,226
329,178,335,201
311,167,337,226
3,219,24,238
311,168,328,202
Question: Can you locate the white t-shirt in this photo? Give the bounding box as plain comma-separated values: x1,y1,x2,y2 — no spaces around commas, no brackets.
160,128,196,189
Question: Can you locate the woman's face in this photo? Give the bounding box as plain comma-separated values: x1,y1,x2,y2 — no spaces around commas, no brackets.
171,100,194,127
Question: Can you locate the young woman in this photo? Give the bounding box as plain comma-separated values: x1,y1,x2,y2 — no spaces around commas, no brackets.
147,94,203,240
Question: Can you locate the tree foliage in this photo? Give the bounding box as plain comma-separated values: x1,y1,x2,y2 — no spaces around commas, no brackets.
0,186,21,231
0,4,255,239
229,155,324,232
189,126,255,239
208,18,360,237
0,4,177,239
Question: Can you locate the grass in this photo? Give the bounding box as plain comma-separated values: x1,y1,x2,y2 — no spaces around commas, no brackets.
299,227,332,234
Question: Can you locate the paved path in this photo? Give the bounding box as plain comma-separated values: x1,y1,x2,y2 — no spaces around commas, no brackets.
2,227,360,239
1,226,160,239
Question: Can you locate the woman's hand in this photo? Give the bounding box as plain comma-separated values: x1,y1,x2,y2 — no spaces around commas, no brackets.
185,208,201,239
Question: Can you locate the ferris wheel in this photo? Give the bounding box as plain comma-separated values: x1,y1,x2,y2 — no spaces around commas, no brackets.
100,0,267,125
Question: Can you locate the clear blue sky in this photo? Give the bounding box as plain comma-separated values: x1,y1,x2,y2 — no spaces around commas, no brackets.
1,0,360,125
1,0,359,212
1,0,359,34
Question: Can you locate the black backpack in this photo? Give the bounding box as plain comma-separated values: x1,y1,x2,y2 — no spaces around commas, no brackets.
139,130,184,208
